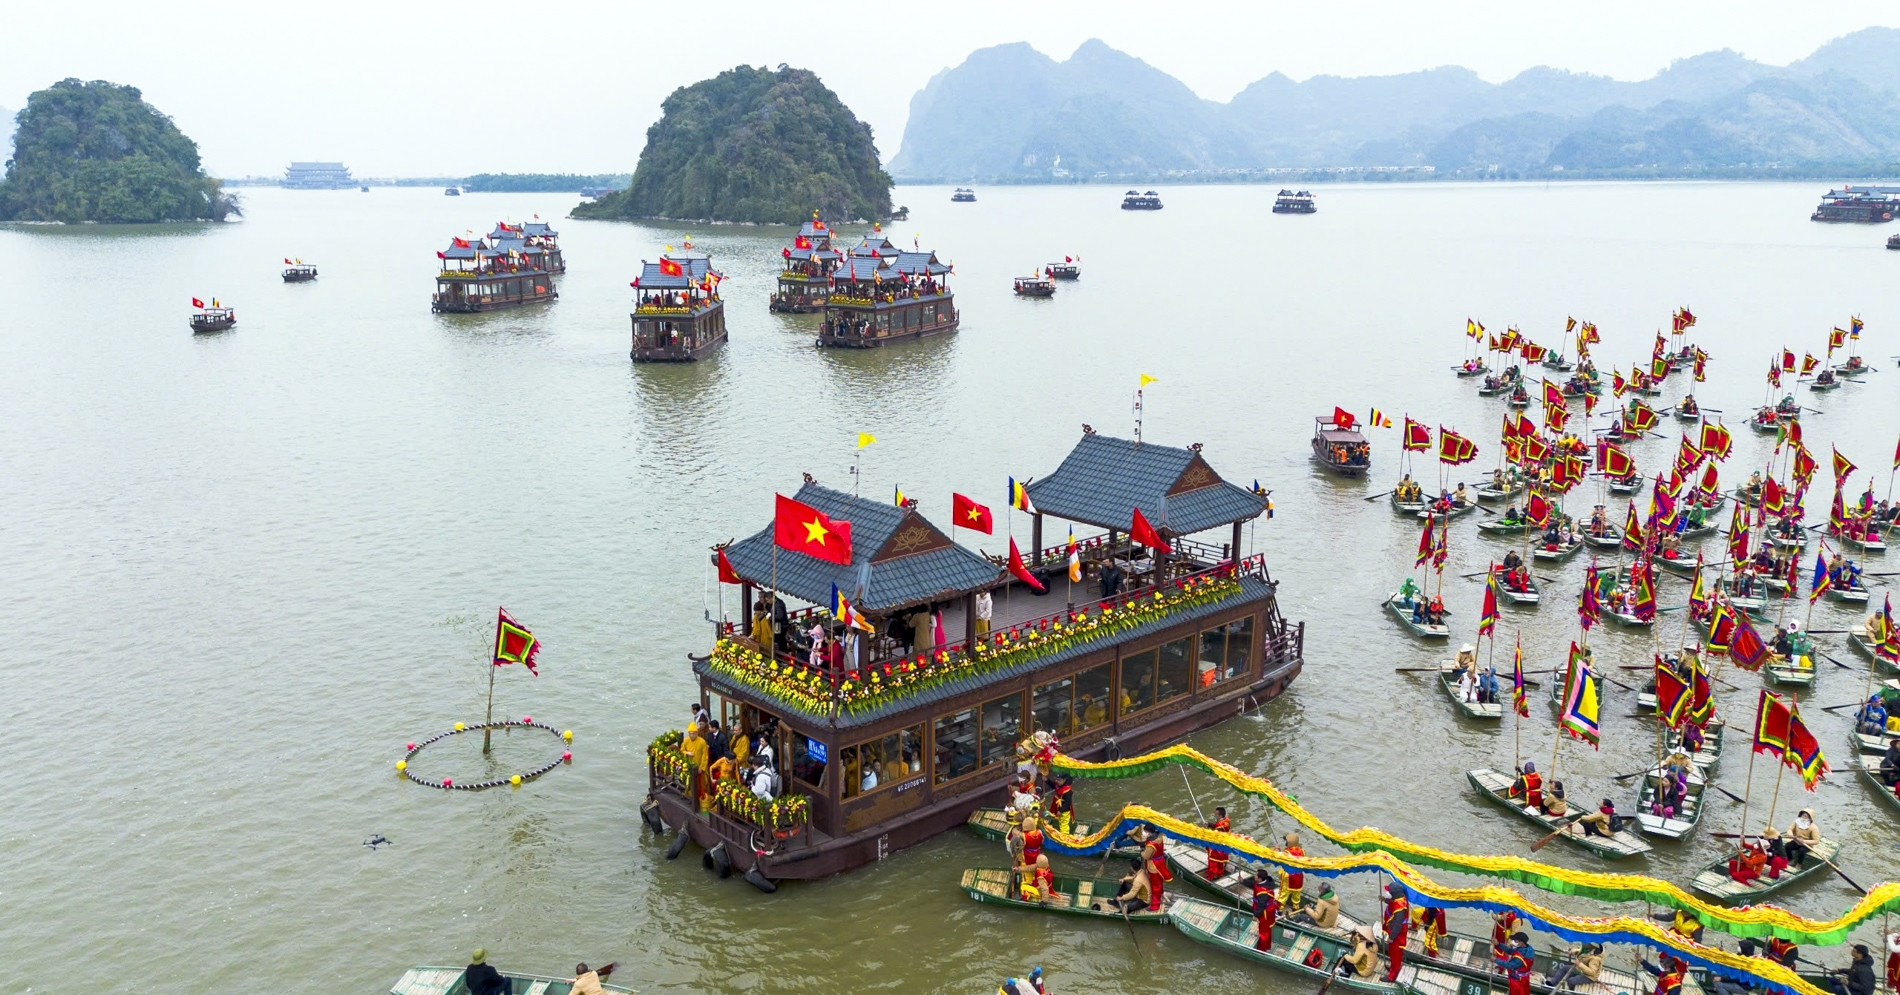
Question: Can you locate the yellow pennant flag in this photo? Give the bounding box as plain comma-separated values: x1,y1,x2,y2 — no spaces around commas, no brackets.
857,433,877,449
1138,374,1159,388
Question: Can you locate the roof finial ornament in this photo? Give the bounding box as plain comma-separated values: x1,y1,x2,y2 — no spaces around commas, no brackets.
802,472,816,485
1081,423,1095,435
1189,442,1203,453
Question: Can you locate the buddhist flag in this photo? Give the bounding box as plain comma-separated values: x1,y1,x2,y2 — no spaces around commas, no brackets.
1332,406,1358,430
659,257,684,277
1131,506,1171,554
1560,642,1601,749
831,583,875,633
1511,635,1529,717
774,493,853,565
951,492,993,534
1479,567,1500,639
1784,704,1829,790
1832,447,1856,483
893,484,907,507
1403,417,1432,452
1066,527,1081,583
1009,477,1037,514
1416,513,1436,567
1706,599,1737,655
1545,403,1569,434
1007,537,1045,592
1699,422,1732,461
493,608,541,675
1729,611,1769,671
1809,550,1831,602
1438,427,1478,465
1791,445,1817,486
1369,408,1393,428
1752,690,1793,756
716,546,742,584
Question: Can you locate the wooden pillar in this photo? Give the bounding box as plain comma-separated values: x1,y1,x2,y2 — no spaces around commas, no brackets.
1031,512,1044,565
964,592,977,651
1231,521,1243,562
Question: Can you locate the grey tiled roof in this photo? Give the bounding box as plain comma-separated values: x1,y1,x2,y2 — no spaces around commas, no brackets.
721,482,1001,614
521,222,556,237
695,572,1271,729
797,220,834,240
832,257,895,281
891,251,950,276
635,255,717,289
1026,433,1269,536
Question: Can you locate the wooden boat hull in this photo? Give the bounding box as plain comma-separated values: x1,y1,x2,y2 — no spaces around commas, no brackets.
963,807,1095,842
1169,897,1467,995
1809,379,1842,392
1765,657,1818,688
1387,594,1450,639
1313,437,1369,477
1633,764,1706,840
1013,286,1056,298
1689,837,1839,902
390,966,636,994
1582,529,1623,549
1829,584,1871,604
1420,501,1477,521
1391,493,1428,514
1605,610,1654,628
631,329,728,363
1608,481,1639,495
816,315,959,348
1656,555,1700,577
961,866,1171,921
282,272,317,283
1541,359,1575,372
1852,728,1900,817
1531,539,1584,563
1836,531,1887,553
1439,664,1503,720
1466,768,1653,857
1453,365,1490,378
1498,580,1541,605
1665,720,1724,773
768,299,825,314
432,291,556,313
1846,632,1900,675
1478,521,1535,537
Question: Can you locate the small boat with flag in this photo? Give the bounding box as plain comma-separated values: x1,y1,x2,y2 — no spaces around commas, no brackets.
1476,470,1525,504
1674,397,1702,422
1012,274,1057,297
1390,487,1428,515
1837,355,1874,377
1830,523,1887,554
1767,522,1809,552
1386,589,1449,639
189,299,235,333
1829,572,1871,604
1748,407,1781,434
1774,394,1802,419
1689,836,1840,903
1632,759,1707,840
964,807,1097,842
1765,649,1818,689
1666,719,1725,772
1582,524,1623,550
1532,534,1585,564
1497,569,1541,605
1439,660,1503,720
1047,258,1080,280
1507,382,1532,408
1311,412,1369,476
1846,631,1900,674
1808,368,1843,392
281,259,317,282
1607,473,1641,496
1654,551,1701,579
1477,367,1522,396
1466,768,1653,857
960,866,1174,921
389,965,636,995
1851,724,1900,817
1168,896,1467,995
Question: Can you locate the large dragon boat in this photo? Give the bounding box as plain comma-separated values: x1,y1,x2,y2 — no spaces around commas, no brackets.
645,430,1303,886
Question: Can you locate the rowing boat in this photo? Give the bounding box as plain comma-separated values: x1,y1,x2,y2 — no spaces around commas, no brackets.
1767,525,1808,552
1420,499,1478,521
1732,486,1763,507
1674,407,1702,423
1850,727,1900,818
1655,553,1701,578
1633,761,1707,840
1454,362,1491,379
1608,477,1640,496
963,807,1096,842
1547,668,1604,711
1476,481,1524,504
1161,840,1376,932
1829,527,1887,554
1829,576,1871,604
1394,923,1664,995
1439,662,1503,720
1603,605,1654,628
1582,526,1624,549
1846,632,1900,675
1387,592,1451,639
1497,573,1541,605
1466,768,1653,857
1765,652,1818,689
1531,536,1585,563
1392,491,1429,515
1665,720,1725,772
390,966,636,995
1168,897,1468,995
959,866,1173,921
1688,837,1840,903
1478,519,1536,537
1542,356,1575,372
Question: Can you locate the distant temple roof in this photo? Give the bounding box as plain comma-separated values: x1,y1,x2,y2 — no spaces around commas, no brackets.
721,482,1001,614
832,257,896,282
1026,432,1269,537
890,251,949,276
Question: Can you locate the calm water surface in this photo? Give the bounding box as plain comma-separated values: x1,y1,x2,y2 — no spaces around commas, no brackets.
3,182,1898,995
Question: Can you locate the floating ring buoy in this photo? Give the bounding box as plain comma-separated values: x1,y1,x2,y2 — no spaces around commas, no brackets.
704,841,732,878
665,832,690,860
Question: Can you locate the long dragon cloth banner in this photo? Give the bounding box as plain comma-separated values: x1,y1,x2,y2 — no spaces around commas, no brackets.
1048,745,1898,947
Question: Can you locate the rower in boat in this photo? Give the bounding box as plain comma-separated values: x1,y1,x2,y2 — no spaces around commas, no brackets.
1097,857,1156,915
1202,807,1232,879
1478,467,1524,503
1584,506,1622,547
1608,470,1641,495
1532,520,1583,562
1507,382,1531,408
1392,474,1427,512
1775,394,1801,419
1693,824,1841,901
1769,517,1807,550
1676,395,1701,420
1497,552,1539,603
1012,851,1058,904
1457,357,1490,378
1251,870,1280,950
1766,621,1818,686
1830,552,1870,603
1850,614,1900,674
1750,406,1780,433
1388,579,1450,638
1812,367,1841,391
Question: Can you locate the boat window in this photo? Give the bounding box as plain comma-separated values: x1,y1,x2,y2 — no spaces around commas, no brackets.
846,724,924,798
1073,663,1111,733
923,304,935,322
1198,627,1228,688
1156,637,1192,704
1224,616,1255,679
1032,677,1074,736
1120,649,1157,715
790,730,828,791
933,708,978,785
979,692,1023,770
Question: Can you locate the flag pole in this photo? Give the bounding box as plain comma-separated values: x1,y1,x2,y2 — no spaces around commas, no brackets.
483,645,497,755
1512,631,1522,771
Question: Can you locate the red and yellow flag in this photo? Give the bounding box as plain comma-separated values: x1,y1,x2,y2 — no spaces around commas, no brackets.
952,492,994,534
493,608,541,675
774,493,854,565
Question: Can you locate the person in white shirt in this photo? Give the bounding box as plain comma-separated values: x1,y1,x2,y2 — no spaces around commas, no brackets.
751,764,777,801
975,590,994,637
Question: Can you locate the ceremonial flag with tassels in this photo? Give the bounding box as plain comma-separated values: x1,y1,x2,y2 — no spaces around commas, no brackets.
1520,433,1550,466
1601,443,1635,478
1543,380,1567,408
1612,369,1629,397
1502,413,1521,440
1655,661,1691,728
1527,494,1551,528
1545,403,1569,434
1651,356,1670,380
1583,321,1601,345
1652,331,1667,358
1706,599,1736,655
1809,550,1831,603
1832,447,1856,484
1767,362,1782,388
1006,537,1046,592
1130,506,1171,554
1785,704,1829,789
1403,417,1432,451
1583,391,1599,415
1879,593,1898,653
1523,343,1547,363
1800,354,1818,375
1487,333,1502,352
1649,474,1678,523
1790,446,1817,486
1830,486,1848,532
1416,513,1436,567
1438,427,1478,465
1674,436,1703,477
493,608,540,675
1687,559,1708,616
1566,316,1578,333
831,583,875,632
1631,558,1657,622
1513,412,1537,439
1688,655,1714,727
1696,461,1721,500
1829,327,1847,350
1501,327,1521,352
1782,349,1796,372
1579,564,1601,631
1066,527,1081,583
1727,504,1749,562
1432,518,1449,573
1752,689,1793,757
1626,400,1660,433
1622,501,1645,551
1479,568,1500,638
1699,422,1732,461
1009,476,1037,514
1694,355,1707,382
716,547,742,584
1730,611,1769,670
1512,635,1529,717
1559,642,1601,749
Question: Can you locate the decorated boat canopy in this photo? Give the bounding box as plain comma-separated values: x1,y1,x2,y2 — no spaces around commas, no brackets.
720,480,1001,614
830,257,901,283
633,254,720,290
889,250,951,277
1026,430,1270,537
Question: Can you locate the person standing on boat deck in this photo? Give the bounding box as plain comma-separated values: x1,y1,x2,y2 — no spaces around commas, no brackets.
1412,903,1447,958
1278,833,1305,910
1497,933,1536,995
1046,774,1074,834
1380,884,1410,981
1130,825,1171,911
1204,807,1231,879
1784,809,1820,868
1765,936,1799,970
1098,560,1123,599
1250,869,1280,950
463,949,511,995
973,589,992,638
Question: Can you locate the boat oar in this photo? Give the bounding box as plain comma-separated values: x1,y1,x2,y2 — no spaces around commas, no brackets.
1802,407,1826,415
1395,667,1450,673
1612,768,1655,782
1529,815,1583,852
1364,490,1394,502
1817,651,1854,671
1803,629,1853,634
1316,952,1351,995
1710,784,1747,804
1118,898,1144,958
1820,700,1869,712
1601,674,1640,693
1821,858,1870,896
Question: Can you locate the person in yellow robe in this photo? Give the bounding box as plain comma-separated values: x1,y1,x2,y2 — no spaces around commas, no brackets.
681,724,711,812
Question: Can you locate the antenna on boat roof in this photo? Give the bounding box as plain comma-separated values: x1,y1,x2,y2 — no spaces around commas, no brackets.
1133,375,1158,445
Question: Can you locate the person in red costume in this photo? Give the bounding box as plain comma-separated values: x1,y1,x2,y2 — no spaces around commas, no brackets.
1381,883,1410,981
1204,807,1231,879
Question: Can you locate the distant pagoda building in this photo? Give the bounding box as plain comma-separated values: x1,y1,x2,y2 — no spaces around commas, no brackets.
770,214,842,314
282,162,355,189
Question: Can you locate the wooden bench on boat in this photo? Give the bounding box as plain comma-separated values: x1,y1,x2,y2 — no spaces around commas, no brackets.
1633,760,1706,840
1170,896,1467,995
1690,837,1840,902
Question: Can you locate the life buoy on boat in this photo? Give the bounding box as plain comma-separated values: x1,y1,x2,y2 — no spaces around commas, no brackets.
704,841,733,878
743,865,778,893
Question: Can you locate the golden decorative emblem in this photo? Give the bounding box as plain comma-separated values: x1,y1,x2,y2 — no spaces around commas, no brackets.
888,523,935,555
1178,462,1214,489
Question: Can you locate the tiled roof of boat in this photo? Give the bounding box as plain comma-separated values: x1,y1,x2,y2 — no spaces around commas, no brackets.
786,248,841,262
522,222,556,236
636,255,716,288
832,257,895,281
890,251,949,276
720,482,1001,614
1026,433,1268,536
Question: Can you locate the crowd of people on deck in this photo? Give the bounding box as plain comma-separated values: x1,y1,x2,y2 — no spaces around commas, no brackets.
1328,441,1372,467
678,701,787,819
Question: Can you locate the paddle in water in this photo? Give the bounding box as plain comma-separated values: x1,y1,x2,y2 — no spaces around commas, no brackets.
1529,815,1585,852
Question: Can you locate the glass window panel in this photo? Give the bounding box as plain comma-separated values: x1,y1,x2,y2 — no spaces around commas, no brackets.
1156,637,1193,703
1074,664,1111,732
790,730,828,791
1120,649,1157,715
1199,628,1228,688
1225,616,1255,679
1032,677,1075,736
841,745,864,799
980,693,1023,769
933,709,977,785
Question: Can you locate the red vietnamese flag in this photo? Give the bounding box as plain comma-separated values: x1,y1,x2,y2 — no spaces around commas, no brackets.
1332,406,1357,430
716,547,742,584
453,237,471,248
1131,506,1172,553
191,297,205,308
773,493,853,564
659,257,685,277
283,257,293,265
951,492,994,534
1007,537,1045,591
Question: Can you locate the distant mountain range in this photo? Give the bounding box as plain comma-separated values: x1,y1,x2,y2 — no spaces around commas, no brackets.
888,29,1900,181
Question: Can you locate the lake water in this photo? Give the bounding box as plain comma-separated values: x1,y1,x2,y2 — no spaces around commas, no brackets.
3,181,1897,995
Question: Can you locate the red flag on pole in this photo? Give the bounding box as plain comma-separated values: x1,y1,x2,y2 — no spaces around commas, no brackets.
716,547,742,584
1131,507,1171,553
1007,537,1045,592
493,608,540,675
191,297,205,308
951,493,994,534
773,493,854,564
1332,406,1357,430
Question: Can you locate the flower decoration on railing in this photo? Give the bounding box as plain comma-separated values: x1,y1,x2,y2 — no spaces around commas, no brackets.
705,566,1244,717
827,295,876,307
647,730,690,785
715,780,813,829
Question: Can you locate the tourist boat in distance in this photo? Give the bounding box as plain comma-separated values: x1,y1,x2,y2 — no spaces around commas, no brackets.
1888,234,1900,250
1013,274,1056,297
281,260,318,282
1310,414,1368,476
491,220,564,273
643,431,1299,885
1271,189,1316,214
1121,189,1163,210
389,965,636,995
816,231,958,347
443,186,460,196
951,187,976,202
1047,258,1080,280
1810,186,1899,223
772,217,841,313
430,233,557,313
189,302,235,333
630,250,726,362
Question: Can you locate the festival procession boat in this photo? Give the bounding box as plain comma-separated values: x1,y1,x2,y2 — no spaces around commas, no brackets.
1168,896,1470,995
1531,533,1585,564
1632,760,1707,840
431,233,556,312
1012,273,1057,297
1386,587,1450,639
629,250,727,362
388,966,637,995
1830,521,1887,554
1271,189,1317,214
1476,469,1525,504
1439,661,1503,720
1047,257,1080,280
1765,648,1818,689
816,237,958,347
1689,835,1841,902
1852,723,1900,816
645,431,1301,886
960,866,1174,921
281,259,317,282
189,298,235,333
491,219,564,273
1846,631,1900,675
963,807,1096,841
1311,410,1370,477
1477,367,1522,397
1466,768,1653,857
1667,720,1725,772
951,187,977,202
1836,317,1871,375
1121,190,1163,210
771,216,841,313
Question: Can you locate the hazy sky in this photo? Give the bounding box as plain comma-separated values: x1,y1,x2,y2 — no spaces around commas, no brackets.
6,1,1896,177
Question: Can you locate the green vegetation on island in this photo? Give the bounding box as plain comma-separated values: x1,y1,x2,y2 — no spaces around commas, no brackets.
0,79,239,223
573,65,891,224
462,173,630,193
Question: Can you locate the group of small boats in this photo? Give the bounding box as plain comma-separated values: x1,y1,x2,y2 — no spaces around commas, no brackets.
1013,258,1080,297
187,257,323,333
